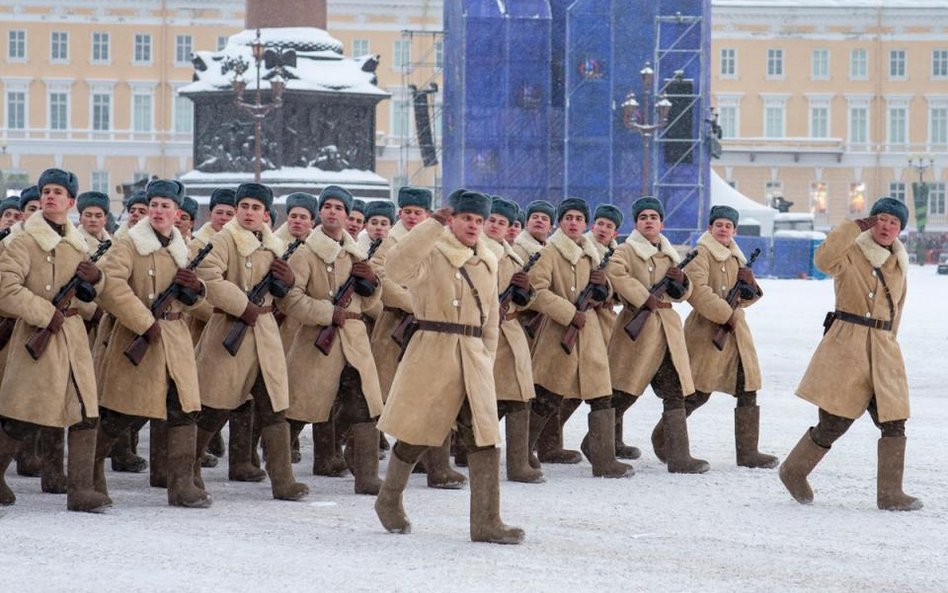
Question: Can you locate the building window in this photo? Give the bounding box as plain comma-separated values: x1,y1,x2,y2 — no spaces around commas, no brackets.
217,36,229,51
932,49,948,79
766,48,783,78
134,34,152,64
92,92,111,131
888,106,907,146
173,91,193,133
6,91,26,129
720,48,736,78
718,105,737,138
889,182,906,203
392,93,410,137
92,32,110,63
810,182,828,214
434,40,444,70
352,39,370,57
8,30,26,61
889,50,906,79
930,106,948,146
810,106,829,138
765,181,783,208
849,182,867,215
850,48,868,79
849,106,868,145
175,35,193,65
51,32,69,62
393,40,411,71
930,183,947,215
132,92,153,132
764,104,784,138
91,171,110,194
811,49,829,80
49,92,68,130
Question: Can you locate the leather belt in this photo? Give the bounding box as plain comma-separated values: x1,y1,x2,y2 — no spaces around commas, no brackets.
415,320,483,338
158,312,183,321
63,308,79,318
832,310,892,331
214,305,275,316
383,306,407,315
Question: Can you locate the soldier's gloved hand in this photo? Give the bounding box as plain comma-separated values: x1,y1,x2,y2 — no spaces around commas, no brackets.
854,215,878,232
570,311,586,329
144,321,162,345
331,305,347,328
240,302,262,327
269,259,295,289
47,309,65,334
351,261,377,285
643,294,662,311
174,269,203,293
431,207,454,226
76,261,102,284
664,267,685,284
589,269,606,286
509,271,530,290
737,267,755,285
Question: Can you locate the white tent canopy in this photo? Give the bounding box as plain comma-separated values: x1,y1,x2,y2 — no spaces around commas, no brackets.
710,169,778,236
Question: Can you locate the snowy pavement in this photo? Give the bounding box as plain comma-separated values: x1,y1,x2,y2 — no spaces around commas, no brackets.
2,267,946,593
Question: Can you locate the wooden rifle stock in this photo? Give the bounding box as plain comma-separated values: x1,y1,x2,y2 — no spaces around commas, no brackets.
623,250,698,342
711,248,761,351
123,243,214,366
314,238,383,356
0,316,15,351
498,252,541,321
561,248,614,354
222,239,303,357
26,239,112,360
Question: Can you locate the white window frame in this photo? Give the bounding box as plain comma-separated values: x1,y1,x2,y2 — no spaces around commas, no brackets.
46,80,72,132
6,89,28,130
8,30,27,62
850,48,868,80
351,39,370,58
130,83,155,133
761,94,788,138
846,95,872,148
217,36,229,51
720,48,737,79
889,49,907,80
171,84,193,134
91,171,110,194
811,49,829,80
806,94,832,139
932,49,948,80
92,32,110,64
88,81,115,132
928,100,948,148
885,96,910,148
434,40,444,70
928,182,946,216
810,181,829,215
134,33,152,65
766,48,784,79
175,35,193,66
393,40,411,72
849,182,867,216
390,87,412,138
715,93,742,139
50,31,69,64
889,181,906,203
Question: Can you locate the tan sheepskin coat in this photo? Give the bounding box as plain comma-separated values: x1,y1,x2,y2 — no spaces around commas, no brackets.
684,232,763,395
527,228,612,400
194,218,289,412
486,238,535,402
0,214,101,427
282,225,384,423
796,220,910,422
586,231,620,345
377,218,501,447
606,230,695,397
184,222,218,345
368,220,412,399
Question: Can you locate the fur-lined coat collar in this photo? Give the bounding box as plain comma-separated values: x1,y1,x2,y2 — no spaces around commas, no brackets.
549,228,601,266
485,237,524,267
514,229,545,256
856,230,908,275
624,229,681,264
306,224,365,264
127,217,189,268
274,222,298,244
113,220,131,240
584,231,617,258
23,212,89,254
193,222,217,245
78,226,111,247
389,220,410,241
697,231,747,265
223,218,284,258
435,228,497,274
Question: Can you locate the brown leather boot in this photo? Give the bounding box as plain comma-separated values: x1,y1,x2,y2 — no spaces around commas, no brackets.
67,427,112,512
375,453,415,534
149,420,168,488
15,433,42,477
587,409,634,478
312,420,348,477
351,422,382,495
228,405,267,482
662,409,710,474
877,436,923,511
735,406,779,469
504,409,544,484
261,422,309,501
92,424,119,497
39,427,67,494
0,425,20,505
167,424,212,508
424,436,466,489
537,402,582,464
778,429,829,504
110,428,148,473
468,447,525,545
526,408,551,470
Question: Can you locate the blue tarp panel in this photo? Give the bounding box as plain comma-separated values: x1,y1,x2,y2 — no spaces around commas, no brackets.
772,237,817,279
733,236,772,278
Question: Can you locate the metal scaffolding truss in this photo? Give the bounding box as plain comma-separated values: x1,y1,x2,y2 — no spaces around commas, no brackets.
397,29,444,197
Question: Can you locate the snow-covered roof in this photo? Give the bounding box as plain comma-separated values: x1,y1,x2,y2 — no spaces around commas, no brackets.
180,27,388,98
180,166,390,186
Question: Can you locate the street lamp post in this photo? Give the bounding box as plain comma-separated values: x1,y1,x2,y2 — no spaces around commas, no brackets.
620,64,673,196
231,29,287,183
907,154,934,265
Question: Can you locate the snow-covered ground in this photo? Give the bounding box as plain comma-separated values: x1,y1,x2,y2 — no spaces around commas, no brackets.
3,267,946,593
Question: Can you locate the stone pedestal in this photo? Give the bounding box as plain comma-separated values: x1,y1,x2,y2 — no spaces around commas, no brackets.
246,0,326,29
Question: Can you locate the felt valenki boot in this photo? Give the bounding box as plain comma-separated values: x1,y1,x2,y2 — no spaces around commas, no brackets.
778,428,829,504
149,420,168,488
735,406,779,469
39,427,68,494
261,422,309,501
312,420,348,477
0,425,21,505
424,436,466,489
350,422,382,495
167,424,212,508
467,447,525,545
587,408,634,478
14,433,42,477
375,452,415,534
876,436,923,511
662,409,710,474
229,404,267,482
504,409,544,484
67,427,113,513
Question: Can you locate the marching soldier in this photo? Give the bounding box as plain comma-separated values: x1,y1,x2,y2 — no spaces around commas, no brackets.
360,199,395,250
606,196,709,474
678,205,777,469
115,190,149,238
176,196,198,242
282,186,384,495
18,184,40,222
780,198,921,511
483,197,544,483
526,197,631,479
0,196,20,229
192,182,309,501
275,192,316,245
505,208,524,245
0,168,111,512
92,179,211,508
77,191,112,248
375,192,524,544
347,198,367,238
